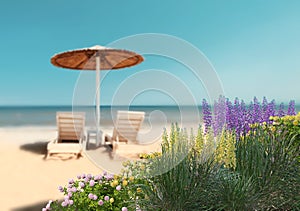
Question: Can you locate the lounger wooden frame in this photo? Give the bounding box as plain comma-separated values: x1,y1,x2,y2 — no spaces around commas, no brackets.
46,112,85,158
106,110,145,150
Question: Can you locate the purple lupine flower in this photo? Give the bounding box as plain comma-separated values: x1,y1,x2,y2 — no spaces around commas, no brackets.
212,100,219,136
266,100,276,123
68,179,74,184
77,175,82,179
71,187,77,193
261,97,269,122
252,97,262,123
241,100,251,135
122,207,128,211
277,102,285,117
98,200,104,206
232,98,240,129
84,177,89,183
225,98,234,131
116,185,121,191
104,196,109,201
87,174,92,179
79,182,85,188
261,96,268,122
247,101,254,124
89,180,95,187
219,96,227,127
212,95,226,136
233,98,243,137
262,97,268,109
287,100,296,115
202,99,212,134
241,101,248,134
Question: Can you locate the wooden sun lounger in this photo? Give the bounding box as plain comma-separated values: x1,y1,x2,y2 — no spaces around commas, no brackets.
105,110,145,154
46,112,85,159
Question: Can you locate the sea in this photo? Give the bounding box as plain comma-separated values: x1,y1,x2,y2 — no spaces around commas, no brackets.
0,106,203,128
0,105,299,128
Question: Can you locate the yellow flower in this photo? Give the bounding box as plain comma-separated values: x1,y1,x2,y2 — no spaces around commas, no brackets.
122,180,128,186
137,187,142,193
270,126,276,132
111,180,119,187
293,120,299,126
109,198,114,203
129,176,134,182
113,179,119,186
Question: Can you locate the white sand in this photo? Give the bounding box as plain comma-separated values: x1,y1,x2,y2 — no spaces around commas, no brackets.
0,126,164,211
0,127,103,211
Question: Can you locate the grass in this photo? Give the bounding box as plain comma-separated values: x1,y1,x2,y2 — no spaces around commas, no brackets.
133,124,300,211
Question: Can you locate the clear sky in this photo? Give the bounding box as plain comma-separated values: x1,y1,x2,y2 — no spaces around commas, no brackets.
0,0,300,106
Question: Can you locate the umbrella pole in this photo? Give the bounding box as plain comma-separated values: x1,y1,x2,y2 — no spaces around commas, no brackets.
96,54,101,146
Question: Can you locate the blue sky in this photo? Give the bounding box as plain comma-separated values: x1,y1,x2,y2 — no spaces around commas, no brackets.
0,0,300,106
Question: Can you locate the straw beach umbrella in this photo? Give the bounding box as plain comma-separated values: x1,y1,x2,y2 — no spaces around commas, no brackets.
51,45,144,144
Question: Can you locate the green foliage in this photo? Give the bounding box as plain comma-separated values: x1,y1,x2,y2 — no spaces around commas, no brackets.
46,120,300,210
270,113,300,162
142,124,220,211
136,123,299,210
235,125,300,210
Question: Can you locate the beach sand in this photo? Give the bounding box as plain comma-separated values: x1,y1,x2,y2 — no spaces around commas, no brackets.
0,126,164,211
0,127,105,210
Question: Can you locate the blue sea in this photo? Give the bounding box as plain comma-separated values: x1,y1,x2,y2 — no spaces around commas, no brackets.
0,106,203,127
0,105,299,128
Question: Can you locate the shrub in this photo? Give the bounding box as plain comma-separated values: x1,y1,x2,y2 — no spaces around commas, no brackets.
43,172,146,211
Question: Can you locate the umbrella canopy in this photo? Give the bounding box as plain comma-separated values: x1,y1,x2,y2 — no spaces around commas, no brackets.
50,45,144,145
51,45,143,70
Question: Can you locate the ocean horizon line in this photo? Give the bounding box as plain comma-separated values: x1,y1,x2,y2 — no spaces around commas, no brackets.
1,104,299,108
